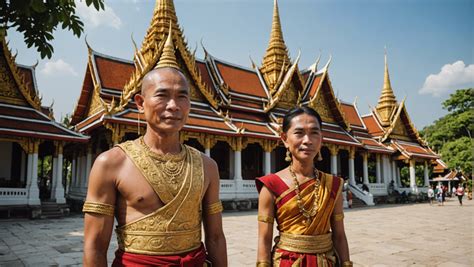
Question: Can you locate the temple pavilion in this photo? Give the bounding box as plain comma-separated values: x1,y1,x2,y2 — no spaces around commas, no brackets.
0,34,89,218
65,0,439,208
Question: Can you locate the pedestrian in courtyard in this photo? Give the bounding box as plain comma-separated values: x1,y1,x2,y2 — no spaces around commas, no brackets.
347,189,353,208
436,185,443,206
427,186,434,205
451,186,456,198
82,64,227,265
255,107,351,267
456,185,464,206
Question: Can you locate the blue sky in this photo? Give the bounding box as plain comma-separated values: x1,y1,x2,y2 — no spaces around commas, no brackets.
7,0,474,129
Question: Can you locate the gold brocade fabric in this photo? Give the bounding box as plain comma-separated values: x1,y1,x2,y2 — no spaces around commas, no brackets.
272,172,343,266
276,172,342,235
115,139,204,255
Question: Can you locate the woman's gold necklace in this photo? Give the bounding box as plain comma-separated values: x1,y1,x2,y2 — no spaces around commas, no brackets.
289,166,321,226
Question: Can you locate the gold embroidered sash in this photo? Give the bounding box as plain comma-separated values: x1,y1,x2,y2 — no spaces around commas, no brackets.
276,232,333,254
115,139,204,255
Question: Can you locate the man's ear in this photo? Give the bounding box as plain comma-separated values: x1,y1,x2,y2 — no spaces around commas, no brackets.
134,94,145,113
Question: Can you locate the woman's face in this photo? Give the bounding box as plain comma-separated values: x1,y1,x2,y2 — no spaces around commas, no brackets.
281,113,322,163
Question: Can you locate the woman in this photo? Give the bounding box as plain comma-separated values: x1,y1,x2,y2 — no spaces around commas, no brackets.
255,107,351,267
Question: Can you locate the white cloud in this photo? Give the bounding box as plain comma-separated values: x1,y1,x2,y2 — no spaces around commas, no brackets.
76,1,122,29
41,59,78,77
419,61,474,97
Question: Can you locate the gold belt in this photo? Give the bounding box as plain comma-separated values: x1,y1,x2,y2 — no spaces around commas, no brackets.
116,227,202,255
276,232,333,254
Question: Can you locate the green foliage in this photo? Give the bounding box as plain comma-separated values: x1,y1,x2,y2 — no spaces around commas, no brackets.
0,0,105,59
440,137,473,174
442,88,474,114
420,88,474,176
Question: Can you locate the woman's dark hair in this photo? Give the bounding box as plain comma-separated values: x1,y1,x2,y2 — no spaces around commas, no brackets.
282,106,323,133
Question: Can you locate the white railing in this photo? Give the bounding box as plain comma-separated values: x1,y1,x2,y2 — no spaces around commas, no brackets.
219,180,236,200
369,183,387,196
0,188,28,205
219,180,259,200
396,187,428,194
349,184,374,206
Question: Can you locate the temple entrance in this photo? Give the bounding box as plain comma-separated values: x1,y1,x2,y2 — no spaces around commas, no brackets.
339,149,349,179
354,153,364,184
38,142,54,201
184,138,204,153
368,153,376,183
242,143,263,180
315,146,330,173
0,141,27,188
274,146,288,173
211,141,230,179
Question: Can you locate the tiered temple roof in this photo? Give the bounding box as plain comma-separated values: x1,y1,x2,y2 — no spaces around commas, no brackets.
0,36,88,143
69,0,437,164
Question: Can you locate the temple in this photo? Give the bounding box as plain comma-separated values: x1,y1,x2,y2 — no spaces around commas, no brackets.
0,34,89,218
5,0,439,210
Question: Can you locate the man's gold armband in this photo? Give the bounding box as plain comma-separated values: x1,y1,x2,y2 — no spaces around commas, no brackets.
204,201,223,215
82,201,115,217
256,261,271,267
332,213,344,222
257,215,274,224
342,260,353,267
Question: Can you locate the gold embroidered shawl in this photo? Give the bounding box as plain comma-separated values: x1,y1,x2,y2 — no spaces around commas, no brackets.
115,139,204,255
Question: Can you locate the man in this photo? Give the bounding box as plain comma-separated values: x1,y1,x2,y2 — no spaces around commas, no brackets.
82,67,227,266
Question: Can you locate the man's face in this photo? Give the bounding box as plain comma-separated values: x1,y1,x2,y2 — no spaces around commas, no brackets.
135,68,191,134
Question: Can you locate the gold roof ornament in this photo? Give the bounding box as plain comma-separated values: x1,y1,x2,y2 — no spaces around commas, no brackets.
259,0,291,93
375,49,397,126
155,23,180,70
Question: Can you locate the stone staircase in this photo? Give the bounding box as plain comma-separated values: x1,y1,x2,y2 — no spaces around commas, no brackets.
350,197,367,208
41,201,63,219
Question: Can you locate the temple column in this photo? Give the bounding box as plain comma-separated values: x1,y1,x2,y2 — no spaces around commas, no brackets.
329,145,338,175
83,146,92,190
424,161,430,187
52,142,65,204
409,159,417,191
392,160,397,188
376,154,381,183
52,156,57,199
348,148,355,185
397,166,401,187
205,148,211,157
232,138,243,191
264,151,271,175
362,152,369,185
27,141,40,206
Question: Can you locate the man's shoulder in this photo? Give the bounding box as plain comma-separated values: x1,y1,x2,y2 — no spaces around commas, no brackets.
94,146,128,169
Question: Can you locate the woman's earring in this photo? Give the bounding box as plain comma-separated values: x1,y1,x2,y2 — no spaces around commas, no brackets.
317,152,323,161
285,148,292,162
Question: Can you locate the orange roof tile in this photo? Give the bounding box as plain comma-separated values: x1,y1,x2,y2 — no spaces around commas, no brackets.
94,55,134,91
215,62,266,98
341,103,364,127
362,115,384,136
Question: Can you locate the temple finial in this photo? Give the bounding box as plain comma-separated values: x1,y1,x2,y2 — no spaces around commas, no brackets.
376,48,397,126
155,22,180,70
259,0,291,92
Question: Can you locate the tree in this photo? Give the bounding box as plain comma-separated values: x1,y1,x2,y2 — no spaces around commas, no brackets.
421,88,474,176
0,0,105,59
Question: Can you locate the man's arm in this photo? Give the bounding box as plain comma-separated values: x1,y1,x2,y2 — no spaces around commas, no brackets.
83,150,120,267
330,189,350,264
201,156,228,267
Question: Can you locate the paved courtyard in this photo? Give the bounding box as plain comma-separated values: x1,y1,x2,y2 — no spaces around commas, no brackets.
0,197,472,266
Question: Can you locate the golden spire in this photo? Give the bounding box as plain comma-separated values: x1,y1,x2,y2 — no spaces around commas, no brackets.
141,0,180,58
260,0,291,92
376,50,397,126
156,23,180,70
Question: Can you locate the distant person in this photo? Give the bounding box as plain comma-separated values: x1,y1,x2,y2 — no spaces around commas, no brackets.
441,185,446,205
362,184,369,193
451,186,456,198
347,190,353,208
436,186,443,206
456,186,464,206
427,186,434,205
